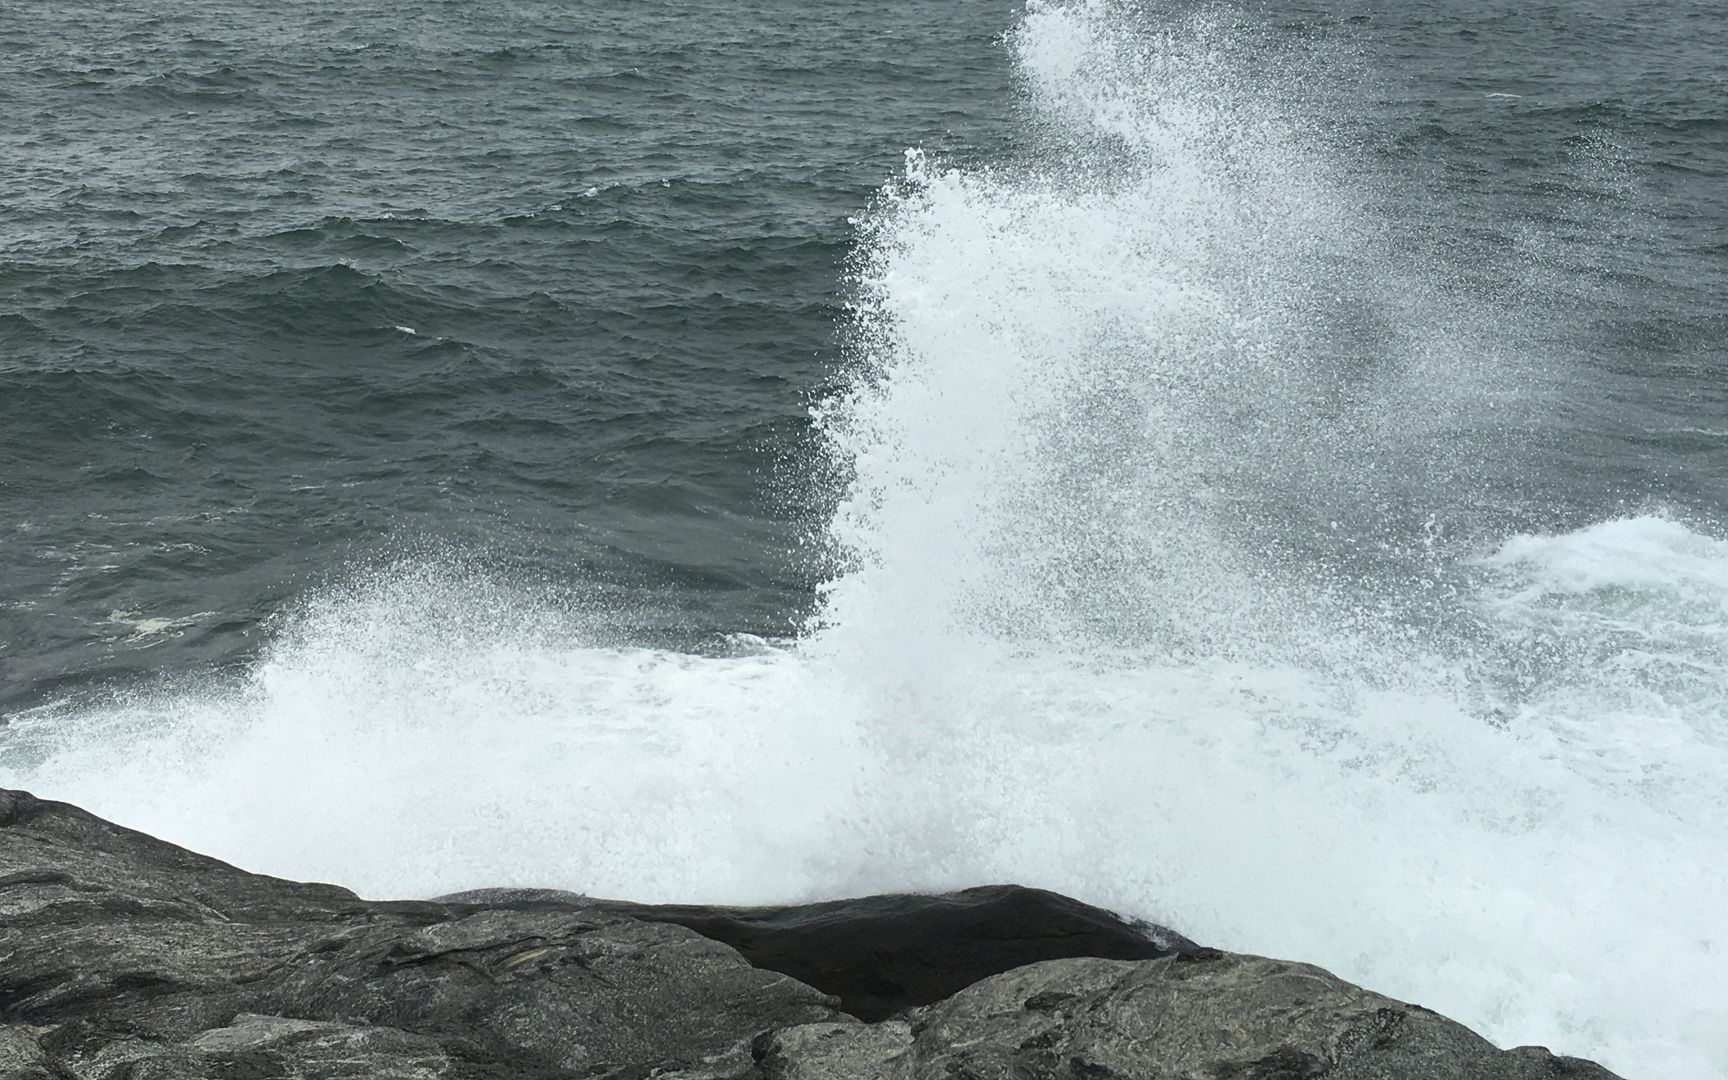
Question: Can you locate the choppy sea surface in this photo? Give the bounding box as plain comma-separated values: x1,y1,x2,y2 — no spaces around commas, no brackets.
3,1,1726,1075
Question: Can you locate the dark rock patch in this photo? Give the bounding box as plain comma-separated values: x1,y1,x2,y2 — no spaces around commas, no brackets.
441,883,1198,1021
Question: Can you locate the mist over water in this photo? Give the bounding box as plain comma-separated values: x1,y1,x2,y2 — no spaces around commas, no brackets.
4,2,1726,1077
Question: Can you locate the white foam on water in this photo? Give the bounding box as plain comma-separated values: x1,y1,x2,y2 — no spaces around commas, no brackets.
3,3,1725,1076
102,609,217,645
1,565,872,903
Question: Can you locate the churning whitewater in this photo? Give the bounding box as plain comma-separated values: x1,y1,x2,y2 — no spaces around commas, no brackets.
3,3,1724,1078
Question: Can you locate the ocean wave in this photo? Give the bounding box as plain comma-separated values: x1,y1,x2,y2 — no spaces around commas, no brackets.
4,506,1724,1078
2,2,1723,1078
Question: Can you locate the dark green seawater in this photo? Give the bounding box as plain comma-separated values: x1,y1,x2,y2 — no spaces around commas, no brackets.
1,0,1022,700
3,2,1726,1075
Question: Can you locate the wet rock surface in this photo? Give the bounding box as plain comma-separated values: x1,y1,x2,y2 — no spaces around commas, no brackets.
441,883,1198,1022
888,952,1625,1080
1,789,1624,1079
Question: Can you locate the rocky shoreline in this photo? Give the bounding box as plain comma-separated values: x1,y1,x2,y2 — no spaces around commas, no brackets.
1,788,1622,1079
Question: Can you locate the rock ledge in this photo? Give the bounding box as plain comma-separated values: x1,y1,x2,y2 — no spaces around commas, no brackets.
0,789,1623,1079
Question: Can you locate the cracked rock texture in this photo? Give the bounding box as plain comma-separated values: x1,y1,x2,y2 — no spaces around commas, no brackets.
1,789,1623,1079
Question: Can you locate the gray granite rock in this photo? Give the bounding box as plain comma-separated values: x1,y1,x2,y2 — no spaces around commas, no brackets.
753,1020,913,1080
891,952,1626,1080
0,788,838,1078
76,1015,457,1080
0,789,1628,1080
0,1024,71,1080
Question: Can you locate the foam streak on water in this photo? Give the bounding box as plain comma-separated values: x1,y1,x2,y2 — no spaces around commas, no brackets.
2,3,1725,1077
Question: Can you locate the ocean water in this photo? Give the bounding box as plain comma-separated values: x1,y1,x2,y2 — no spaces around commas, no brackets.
3,0,1726,1076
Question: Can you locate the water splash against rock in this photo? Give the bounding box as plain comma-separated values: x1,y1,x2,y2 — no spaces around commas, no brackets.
3,4,1725,1076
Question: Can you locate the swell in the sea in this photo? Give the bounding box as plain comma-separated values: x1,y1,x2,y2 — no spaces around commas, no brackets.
2,3,1723,1077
